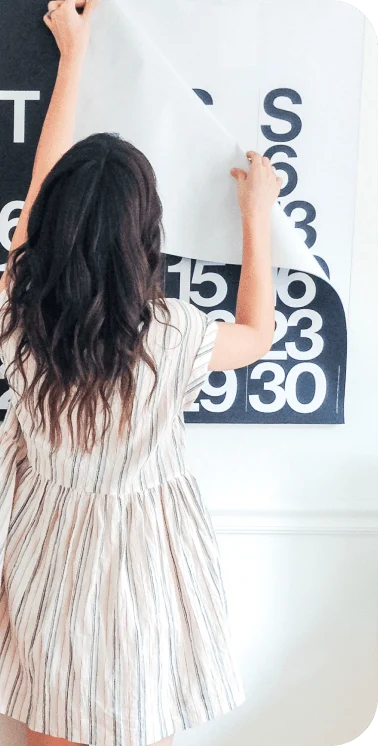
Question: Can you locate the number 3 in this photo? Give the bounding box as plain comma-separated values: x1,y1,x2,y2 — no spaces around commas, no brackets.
249,363,286,413
286,310,324,360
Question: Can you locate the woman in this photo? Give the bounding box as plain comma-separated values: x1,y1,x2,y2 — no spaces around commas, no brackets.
0,1,281,745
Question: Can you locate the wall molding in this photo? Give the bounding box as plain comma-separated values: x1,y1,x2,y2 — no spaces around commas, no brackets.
211,510,378,536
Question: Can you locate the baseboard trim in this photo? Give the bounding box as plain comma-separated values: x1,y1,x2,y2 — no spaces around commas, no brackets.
210,510,378,535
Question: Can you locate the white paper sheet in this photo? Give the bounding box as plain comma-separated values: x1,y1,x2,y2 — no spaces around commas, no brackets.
112,0,364,311
74,0,329,282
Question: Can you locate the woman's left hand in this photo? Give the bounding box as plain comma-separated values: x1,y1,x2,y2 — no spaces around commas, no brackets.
43,0,100,61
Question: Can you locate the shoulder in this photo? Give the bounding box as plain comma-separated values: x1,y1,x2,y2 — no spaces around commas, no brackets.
148,298,211,357
162,297,208,333
162,298,218,360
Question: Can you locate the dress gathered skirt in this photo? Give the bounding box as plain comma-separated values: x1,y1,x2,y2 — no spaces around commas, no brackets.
0,290,245,746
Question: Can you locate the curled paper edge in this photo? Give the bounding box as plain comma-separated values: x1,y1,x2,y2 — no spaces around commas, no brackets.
76,0,329,284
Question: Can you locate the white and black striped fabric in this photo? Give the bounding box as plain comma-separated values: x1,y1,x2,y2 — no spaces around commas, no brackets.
0,289,245,746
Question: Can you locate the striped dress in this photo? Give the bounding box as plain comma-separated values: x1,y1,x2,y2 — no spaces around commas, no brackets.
0,289,246,746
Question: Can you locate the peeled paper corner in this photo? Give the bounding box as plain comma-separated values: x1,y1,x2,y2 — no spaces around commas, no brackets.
74,0,329,283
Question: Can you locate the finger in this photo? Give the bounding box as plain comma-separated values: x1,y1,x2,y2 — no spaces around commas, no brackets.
230,168,247,180
67,0,91,12
44,8,56,25
246,150,261,164
262,156,271,168
83,0,101,14
46,1,64,17
276,177,283,194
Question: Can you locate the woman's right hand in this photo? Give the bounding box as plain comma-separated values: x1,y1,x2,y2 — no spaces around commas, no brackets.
231,151,282,220
43,0,99,61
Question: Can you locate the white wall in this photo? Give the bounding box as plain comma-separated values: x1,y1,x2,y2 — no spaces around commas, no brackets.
185,15,378,519
1,7,377,746
176,534,378,746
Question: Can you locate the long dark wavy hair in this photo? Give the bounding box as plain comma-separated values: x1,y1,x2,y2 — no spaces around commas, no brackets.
0,132,171,453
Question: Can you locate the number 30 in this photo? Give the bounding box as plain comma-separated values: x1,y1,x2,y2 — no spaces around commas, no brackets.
249,362,327,414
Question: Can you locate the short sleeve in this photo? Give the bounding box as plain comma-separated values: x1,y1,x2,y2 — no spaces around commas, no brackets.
0,287,8,333
181,302,219,411
0,287,7,311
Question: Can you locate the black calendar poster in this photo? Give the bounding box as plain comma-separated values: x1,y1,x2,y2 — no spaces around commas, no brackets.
164,258,346,424
0,0,363,425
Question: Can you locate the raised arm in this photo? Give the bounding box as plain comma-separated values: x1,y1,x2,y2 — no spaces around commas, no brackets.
0,0,97,294
208,152,282,371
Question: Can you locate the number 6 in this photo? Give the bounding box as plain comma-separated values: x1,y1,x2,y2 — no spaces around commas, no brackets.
0,201,24,270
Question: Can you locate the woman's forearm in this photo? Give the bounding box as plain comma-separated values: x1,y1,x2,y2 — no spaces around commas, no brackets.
2,53,85,272
0,4,92,293
235,213,275,341
32,52,84,186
